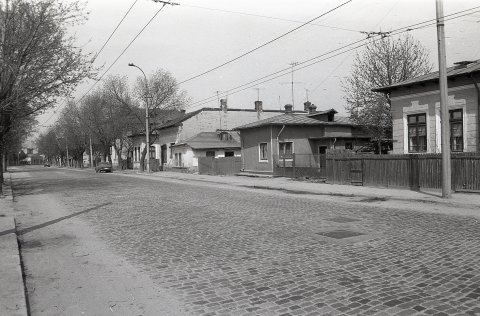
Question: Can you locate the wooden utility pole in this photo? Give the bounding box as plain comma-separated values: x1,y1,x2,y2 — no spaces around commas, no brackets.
436,0,451,198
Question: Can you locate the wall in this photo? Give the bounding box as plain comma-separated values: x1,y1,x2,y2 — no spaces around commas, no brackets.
390,82,478,154
240,126,273,172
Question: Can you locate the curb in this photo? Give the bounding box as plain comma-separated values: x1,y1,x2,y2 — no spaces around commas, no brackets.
0,174,29,316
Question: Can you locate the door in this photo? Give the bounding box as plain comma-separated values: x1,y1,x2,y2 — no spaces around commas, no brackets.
161,144,167,169
318,146,327,177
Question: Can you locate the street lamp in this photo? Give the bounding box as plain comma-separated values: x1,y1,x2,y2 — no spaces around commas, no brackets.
128,63,150,173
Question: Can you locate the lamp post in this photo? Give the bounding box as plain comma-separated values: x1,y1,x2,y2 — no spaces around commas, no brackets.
128,63,150,173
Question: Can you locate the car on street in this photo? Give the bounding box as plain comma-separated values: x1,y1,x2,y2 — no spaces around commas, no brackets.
95,162,113,173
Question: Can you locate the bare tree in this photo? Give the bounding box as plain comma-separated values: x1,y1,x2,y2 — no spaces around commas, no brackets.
109,70,189,171
0,0,94,189
342,34,432,153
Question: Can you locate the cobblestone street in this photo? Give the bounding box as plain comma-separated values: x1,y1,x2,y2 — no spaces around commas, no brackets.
51,171,480,316
10,168,480,315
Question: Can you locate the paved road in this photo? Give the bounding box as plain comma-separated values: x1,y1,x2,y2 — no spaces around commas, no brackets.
11,167,480,315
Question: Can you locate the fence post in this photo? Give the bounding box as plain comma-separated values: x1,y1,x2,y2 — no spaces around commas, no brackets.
292,153,296,178
410,154,420,191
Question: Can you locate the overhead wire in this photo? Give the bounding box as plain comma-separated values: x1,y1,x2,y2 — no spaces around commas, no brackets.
184,6,480,110
181,4,362,33
43,0,140,126
176,0,354,85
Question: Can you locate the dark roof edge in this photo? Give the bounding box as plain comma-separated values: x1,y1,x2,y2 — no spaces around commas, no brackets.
373,64,480,93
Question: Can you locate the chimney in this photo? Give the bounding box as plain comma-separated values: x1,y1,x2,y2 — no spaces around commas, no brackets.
308,103,317,114
284,104,293,114
303,101,312,111
254,100,263,112
220,98,227,112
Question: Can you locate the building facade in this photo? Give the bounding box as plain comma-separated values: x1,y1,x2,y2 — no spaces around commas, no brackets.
374,60,480,154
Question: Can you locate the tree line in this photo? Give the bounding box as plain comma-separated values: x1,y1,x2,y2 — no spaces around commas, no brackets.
37,72,188,170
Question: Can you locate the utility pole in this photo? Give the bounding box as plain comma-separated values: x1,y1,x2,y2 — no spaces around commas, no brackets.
89,134,94,169
290,62,298,110
436,0,451,198
128,63,150,173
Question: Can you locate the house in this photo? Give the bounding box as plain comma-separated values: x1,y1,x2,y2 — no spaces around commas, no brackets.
373,60,480,154
234,103,370,174
170,131,241,171
129,101,298,170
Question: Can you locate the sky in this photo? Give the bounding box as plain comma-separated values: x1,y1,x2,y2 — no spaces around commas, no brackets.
37,0,480,132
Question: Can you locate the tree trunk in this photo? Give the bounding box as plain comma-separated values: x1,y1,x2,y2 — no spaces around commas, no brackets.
140,147,147,171
377,139,382,155
0,147,4,194
114,146,124,170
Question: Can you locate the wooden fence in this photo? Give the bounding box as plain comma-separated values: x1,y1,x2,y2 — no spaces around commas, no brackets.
326,152,480,191
198,156,242,175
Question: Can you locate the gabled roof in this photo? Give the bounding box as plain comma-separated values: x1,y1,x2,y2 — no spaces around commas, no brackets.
172,132,240,150
234,113,353,130
152,109,202,131
373,60,480,93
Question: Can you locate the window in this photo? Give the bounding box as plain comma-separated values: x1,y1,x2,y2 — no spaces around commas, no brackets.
279,141,293,159
345,142,353,150
149,146,155,159
225,151,234,157
206,151,215,157
259,143,268,161
408,113,427,153
175,153,182,167
450,109,463,152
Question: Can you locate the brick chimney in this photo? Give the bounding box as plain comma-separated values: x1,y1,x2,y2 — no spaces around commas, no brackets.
254,100,263,112
220,98,227,112
308,103,317,114
304,101,312,111
284,104,293,114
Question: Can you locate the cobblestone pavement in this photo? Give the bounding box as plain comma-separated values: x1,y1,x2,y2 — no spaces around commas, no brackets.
15,169,480,315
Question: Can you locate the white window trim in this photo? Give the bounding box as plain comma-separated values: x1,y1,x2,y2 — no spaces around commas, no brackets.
403,101,430,154
434,95,467,153
278,141,294,161
258,142,268,162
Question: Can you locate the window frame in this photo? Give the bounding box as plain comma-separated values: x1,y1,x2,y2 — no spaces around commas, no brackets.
407,113,427,153
278,141,294,159
206,150,215,157
149,145,156,159
259,142,268,162
449,109,463,152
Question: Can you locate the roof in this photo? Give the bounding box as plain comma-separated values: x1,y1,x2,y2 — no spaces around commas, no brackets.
172,132,240,150
373,60,480,93
234,113,353,130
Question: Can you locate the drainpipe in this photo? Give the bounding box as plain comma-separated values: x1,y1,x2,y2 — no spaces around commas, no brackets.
275,124,286,172
468,74,480,149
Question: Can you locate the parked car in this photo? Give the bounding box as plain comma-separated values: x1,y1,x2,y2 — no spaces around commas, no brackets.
43,163,50,167
95,162,113,173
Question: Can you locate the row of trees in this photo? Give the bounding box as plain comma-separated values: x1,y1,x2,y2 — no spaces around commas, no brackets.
0,0,94,191
36,71,188,170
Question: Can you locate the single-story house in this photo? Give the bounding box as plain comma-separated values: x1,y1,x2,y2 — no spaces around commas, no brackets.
235,103,371,174
373,59,480,154
170,131,241,171
129,101,302,170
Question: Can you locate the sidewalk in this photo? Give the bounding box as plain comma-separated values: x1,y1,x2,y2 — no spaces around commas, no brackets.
0,177,28,316
116,169,480,216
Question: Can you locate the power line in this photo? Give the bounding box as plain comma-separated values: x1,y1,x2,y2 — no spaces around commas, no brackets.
93,0,139,62
43,0,140,125
176,0,354,85
182,4,363,33
184,6,480,110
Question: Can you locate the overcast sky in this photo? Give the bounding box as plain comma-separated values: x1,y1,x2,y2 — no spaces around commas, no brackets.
38,0,480,130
